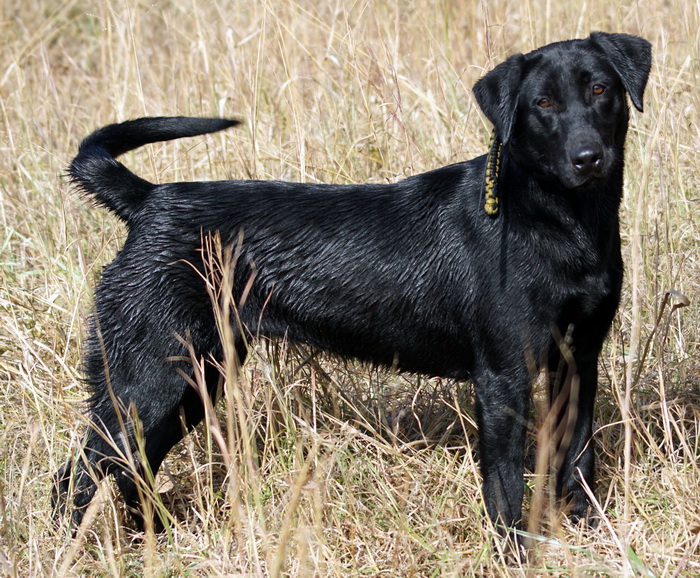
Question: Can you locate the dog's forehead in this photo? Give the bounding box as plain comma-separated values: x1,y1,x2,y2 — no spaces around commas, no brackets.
521,40,618,93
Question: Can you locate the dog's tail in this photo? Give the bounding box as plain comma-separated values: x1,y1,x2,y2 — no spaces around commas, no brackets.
68,116,240,222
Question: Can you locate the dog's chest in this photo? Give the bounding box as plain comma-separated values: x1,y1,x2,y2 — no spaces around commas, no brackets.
498,225,620,328
564,268,617,316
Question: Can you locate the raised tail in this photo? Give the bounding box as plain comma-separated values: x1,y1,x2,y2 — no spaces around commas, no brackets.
68,116,240,222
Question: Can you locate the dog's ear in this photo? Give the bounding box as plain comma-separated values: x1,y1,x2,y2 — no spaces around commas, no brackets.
589,32,652,112
472,53,526,144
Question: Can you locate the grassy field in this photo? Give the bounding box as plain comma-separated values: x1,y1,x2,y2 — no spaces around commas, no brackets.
1,0,699,575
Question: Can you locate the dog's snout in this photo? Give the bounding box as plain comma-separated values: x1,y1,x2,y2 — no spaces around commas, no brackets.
570,143,604,174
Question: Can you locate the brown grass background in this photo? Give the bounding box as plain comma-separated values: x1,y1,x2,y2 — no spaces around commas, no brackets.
0,0,698,575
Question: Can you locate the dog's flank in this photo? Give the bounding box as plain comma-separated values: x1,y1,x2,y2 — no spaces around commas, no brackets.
54,32,651,543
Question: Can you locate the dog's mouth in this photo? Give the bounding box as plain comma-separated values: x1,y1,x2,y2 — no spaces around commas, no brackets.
557,158,614,190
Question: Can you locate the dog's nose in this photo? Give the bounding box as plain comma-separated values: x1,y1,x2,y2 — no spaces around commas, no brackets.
570,144,603,174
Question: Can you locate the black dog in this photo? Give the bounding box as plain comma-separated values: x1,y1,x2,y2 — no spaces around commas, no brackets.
54,32,651,538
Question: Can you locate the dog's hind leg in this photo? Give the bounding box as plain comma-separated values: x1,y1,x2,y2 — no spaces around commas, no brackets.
58,362,222,532
113,336,254,531
53,438,110,530
113,372,217,531
55,344,225,531
111,354,235,531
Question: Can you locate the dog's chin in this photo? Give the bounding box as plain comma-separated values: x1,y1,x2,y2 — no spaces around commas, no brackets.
558,171,608,191
531,164,607,190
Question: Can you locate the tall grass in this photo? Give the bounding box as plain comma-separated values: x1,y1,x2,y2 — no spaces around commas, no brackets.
0,0,698,575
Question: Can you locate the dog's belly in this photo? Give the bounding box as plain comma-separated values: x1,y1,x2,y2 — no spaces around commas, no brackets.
244,289,476,380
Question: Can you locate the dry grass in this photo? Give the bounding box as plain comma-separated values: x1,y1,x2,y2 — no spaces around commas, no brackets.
0,0,698,575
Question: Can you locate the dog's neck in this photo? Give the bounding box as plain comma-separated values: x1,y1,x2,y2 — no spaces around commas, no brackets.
483,129,503,216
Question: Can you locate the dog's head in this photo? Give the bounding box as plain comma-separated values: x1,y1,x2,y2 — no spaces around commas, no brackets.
473,32,652,189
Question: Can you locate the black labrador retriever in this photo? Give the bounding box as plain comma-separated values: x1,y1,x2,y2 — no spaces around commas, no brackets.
54,32,651,538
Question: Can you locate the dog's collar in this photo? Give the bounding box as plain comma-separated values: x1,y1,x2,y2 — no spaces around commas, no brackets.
484,129,502,216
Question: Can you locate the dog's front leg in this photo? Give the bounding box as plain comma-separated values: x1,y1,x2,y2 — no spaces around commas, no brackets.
548,346,599,524
473,368,531,534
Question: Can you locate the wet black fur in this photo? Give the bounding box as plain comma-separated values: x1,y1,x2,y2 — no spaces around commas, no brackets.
54,32,651,537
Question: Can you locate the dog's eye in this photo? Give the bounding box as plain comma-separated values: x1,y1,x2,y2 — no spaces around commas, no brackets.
537,98,552,109
592,84,606,96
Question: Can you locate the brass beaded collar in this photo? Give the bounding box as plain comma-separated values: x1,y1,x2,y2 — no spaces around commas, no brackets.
483,129,502,216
